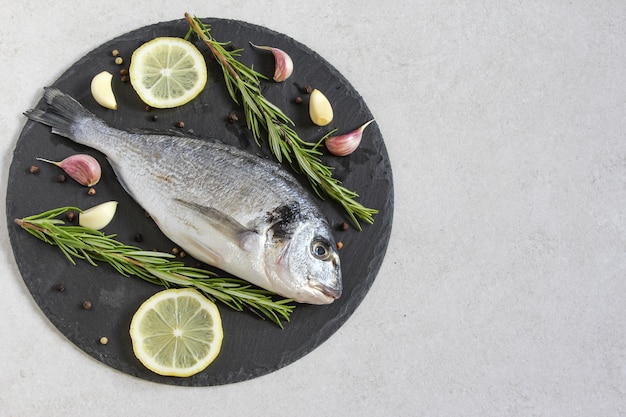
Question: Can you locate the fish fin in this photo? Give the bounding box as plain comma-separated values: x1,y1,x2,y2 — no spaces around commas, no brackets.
24,87,95,140
106,158,135,199
127,127,192,138
178,233,225,267
174,199,258,251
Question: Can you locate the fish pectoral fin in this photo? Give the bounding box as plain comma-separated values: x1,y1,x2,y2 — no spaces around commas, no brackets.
174,198,258,251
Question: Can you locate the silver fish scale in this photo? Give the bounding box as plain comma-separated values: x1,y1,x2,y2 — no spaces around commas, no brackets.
100,129,317,229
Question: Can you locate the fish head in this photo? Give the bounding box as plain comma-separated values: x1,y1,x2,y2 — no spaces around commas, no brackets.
266,215,342,305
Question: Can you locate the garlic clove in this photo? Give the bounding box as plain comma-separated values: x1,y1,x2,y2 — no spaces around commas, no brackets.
309,89,334,126
91,71,117,110
36,154,102,186
273,50,294,82
325,119,375,156
249,42,294,82
79,201,118,230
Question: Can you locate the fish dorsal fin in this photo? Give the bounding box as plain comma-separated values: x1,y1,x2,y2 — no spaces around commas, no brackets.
127,127,194,138
174,198,258,251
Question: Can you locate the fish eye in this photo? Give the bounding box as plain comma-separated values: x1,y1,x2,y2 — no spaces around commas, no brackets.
311,239,332,261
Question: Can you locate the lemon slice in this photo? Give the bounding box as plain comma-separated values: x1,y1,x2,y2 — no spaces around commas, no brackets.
129,288,223,377
129,37,207,108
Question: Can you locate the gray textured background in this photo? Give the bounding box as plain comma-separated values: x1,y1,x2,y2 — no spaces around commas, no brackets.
1,1,624,416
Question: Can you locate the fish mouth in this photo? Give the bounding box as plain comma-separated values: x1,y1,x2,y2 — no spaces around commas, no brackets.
308,279,342,301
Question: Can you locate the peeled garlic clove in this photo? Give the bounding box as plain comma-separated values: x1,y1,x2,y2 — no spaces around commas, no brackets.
79,201,118,230
325,120,375,156
36,154,102,186
309,89,333,126
91,71,117,110
249,42,294,82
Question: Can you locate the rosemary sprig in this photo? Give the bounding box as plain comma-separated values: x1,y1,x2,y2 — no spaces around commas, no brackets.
14,206,295,328
184,13,378,230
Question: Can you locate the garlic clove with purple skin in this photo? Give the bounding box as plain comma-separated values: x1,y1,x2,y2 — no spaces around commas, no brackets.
36,154,102,187
79,201,118,230
249,42,294,82
325,119,375,156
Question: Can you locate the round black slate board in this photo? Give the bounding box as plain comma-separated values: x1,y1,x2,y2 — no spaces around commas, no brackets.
6,18,394,386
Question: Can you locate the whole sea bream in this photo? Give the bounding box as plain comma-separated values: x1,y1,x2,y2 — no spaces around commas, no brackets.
25,87,342,304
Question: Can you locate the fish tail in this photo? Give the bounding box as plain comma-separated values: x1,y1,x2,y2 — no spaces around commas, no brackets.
24,87,97,142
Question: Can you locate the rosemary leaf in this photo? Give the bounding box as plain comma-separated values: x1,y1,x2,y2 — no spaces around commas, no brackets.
15,206,294,328
184,13,378,230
